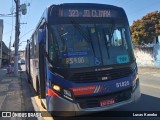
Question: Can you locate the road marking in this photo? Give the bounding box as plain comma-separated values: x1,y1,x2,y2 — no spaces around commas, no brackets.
7,91,21,96
0,84,9,91
33,96,53,120
153,74,160,77
1,79,12,82
27,80,53,120
141,83,160,89
141,72,157,75
0,96,6,110
25,74,53,120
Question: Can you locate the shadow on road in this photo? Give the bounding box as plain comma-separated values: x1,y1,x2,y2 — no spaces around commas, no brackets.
19,64,160,120
0,68,7,79
20,71,35,111
115,94,160,111
19,66,39,120
53,94,160,120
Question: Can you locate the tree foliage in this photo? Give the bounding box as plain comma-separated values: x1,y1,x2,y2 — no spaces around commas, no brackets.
130,11,160,45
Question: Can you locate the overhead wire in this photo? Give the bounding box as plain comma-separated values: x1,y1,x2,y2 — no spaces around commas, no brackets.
128,1,160,16
113,0,159,25
10,0,14,46
20,0,27,39
3,21,12,26
20,0,32,42
19,28,34,39
114,0,122,6
2,0,15,49
114,0,135,7
121,0,136,7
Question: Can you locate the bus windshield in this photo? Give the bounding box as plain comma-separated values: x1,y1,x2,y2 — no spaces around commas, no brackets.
49,23,134,68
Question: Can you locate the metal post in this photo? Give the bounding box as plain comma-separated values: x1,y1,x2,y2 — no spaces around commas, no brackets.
14,0,20,76
0,20,3,68
8,36,11,65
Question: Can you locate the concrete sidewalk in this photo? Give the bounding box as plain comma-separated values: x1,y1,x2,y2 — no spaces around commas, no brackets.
138,66,160,72
138,66,160,77
0,67,23,119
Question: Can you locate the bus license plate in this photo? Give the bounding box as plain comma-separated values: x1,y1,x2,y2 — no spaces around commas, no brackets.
100,98,115,107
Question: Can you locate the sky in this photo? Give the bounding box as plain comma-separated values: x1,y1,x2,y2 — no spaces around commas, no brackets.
0,0,160,50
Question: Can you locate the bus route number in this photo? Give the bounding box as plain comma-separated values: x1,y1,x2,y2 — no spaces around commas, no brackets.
69,10,79,17
68,9,111,17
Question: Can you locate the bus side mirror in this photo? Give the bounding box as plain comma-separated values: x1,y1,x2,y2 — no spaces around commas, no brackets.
38,29,46,44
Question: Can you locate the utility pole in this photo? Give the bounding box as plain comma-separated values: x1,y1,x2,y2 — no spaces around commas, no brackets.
14,0,27,76
8,36,11,64
14,0,20,76
0,20,3,68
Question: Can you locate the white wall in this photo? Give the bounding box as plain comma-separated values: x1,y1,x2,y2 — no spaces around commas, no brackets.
134,47,154,67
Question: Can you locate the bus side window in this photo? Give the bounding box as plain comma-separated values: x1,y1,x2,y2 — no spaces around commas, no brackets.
30,41,32,58
34,31,38,58
31,36,35,58
49,30,56,61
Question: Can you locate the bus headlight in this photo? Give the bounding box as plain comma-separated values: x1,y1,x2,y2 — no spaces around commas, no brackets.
52,84,73,101
53,85,61,92
133,74,139,90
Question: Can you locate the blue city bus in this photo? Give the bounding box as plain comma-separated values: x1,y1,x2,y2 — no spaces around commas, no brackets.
25,3,141,116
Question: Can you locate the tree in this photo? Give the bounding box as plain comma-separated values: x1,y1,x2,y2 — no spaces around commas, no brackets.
130,11,160,45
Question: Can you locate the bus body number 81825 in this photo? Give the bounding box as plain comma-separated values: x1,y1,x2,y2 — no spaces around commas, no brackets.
116,81,129,88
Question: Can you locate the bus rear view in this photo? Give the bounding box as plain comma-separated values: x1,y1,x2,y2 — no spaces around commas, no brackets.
26,3,141,116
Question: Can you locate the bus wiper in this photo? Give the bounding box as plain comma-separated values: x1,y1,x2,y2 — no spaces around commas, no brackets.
110,22,115,41
87,26,96,58
70,20,91,43
102,23,115,59
70,20,96,57
103,29,110,59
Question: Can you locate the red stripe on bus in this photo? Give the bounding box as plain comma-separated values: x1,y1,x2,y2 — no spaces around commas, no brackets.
71,85,96,96
99,85,103,92
47,88,59,97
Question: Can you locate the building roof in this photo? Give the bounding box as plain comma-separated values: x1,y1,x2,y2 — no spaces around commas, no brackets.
0,19,3,27
2,41,10,54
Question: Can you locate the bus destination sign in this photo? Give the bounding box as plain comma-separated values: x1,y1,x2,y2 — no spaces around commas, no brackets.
60,9,114,17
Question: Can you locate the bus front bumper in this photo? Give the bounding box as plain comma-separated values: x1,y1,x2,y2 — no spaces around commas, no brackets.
48,81,141,116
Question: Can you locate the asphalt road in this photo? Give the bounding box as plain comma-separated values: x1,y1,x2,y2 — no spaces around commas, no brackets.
20,65,160,120
115,67,160,111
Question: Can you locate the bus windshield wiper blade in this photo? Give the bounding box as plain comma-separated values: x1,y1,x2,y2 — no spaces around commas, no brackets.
70,20,90,43
87,26,96,58
70,20,96,57
110,22,115,40
103,29,110,59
